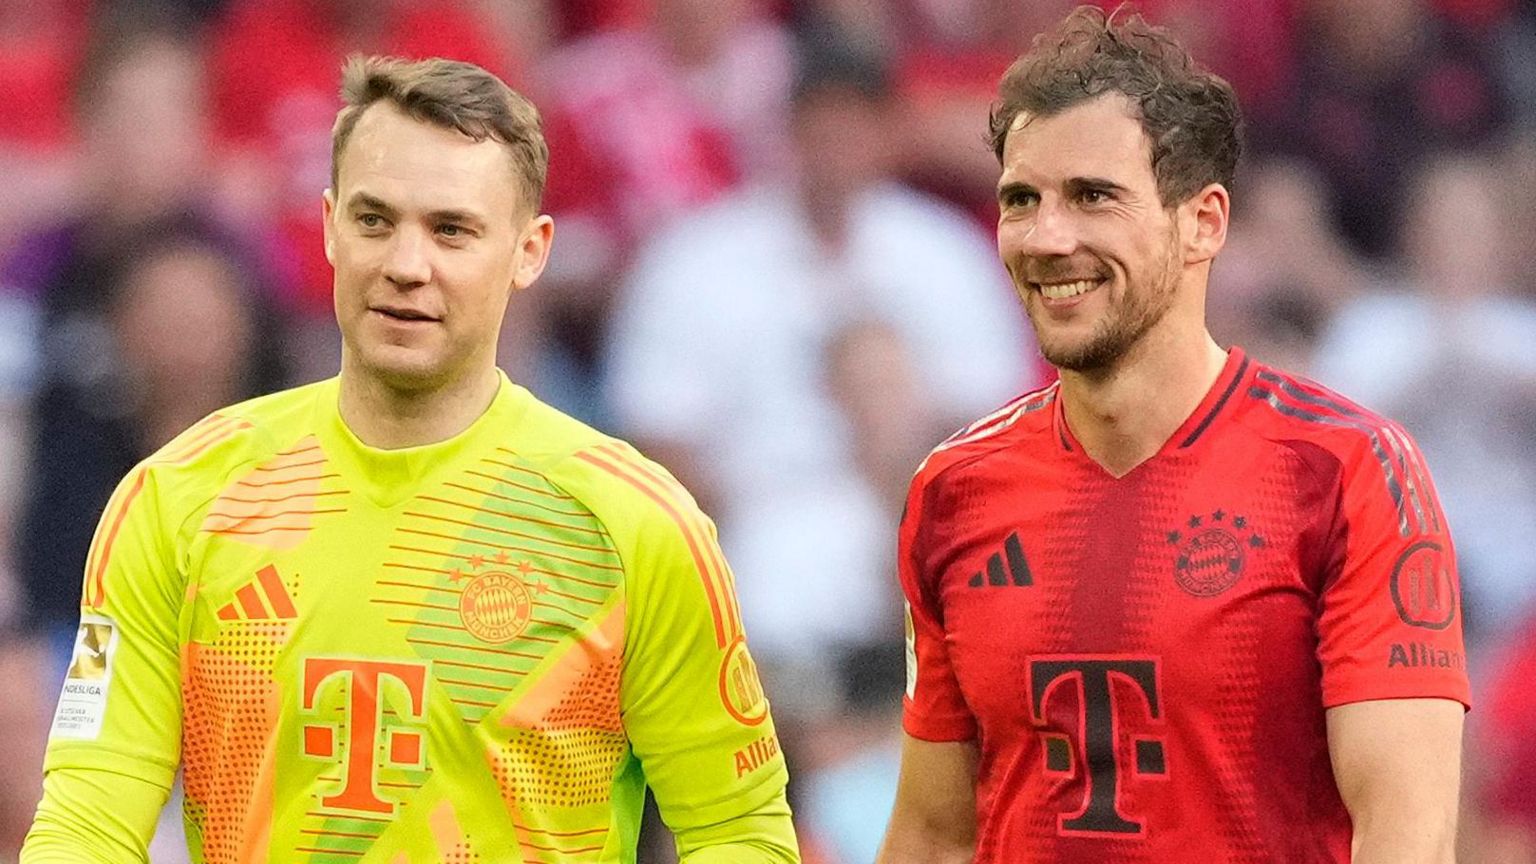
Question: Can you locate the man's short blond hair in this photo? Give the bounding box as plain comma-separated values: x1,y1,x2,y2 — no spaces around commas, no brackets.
330,55,549,215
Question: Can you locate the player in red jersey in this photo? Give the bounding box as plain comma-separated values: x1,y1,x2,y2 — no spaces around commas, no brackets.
878,7,1467,864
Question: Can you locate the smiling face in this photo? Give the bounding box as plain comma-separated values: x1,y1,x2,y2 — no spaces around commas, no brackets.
324,102,550,394
996,94,1192,373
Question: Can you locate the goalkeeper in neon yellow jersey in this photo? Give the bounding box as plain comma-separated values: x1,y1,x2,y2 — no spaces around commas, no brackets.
22,55,798,864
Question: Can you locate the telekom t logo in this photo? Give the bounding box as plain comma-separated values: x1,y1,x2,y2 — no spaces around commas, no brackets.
1028,657,1166,837
301,658,429,814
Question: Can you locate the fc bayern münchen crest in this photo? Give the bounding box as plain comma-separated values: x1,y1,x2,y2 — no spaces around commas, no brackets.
1166,510,1265,597
459,570,534,644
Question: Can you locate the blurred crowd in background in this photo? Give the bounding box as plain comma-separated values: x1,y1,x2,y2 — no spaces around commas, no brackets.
0,0,1534,861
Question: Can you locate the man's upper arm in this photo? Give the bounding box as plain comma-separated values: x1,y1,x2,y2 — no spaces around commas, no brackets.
23,465,187,859
898,469,976,741
1317,420,1469,710
880,465,979,862
1314,420,1468,859
598,447,798,861
1327,698,1464,862
878,734,978,864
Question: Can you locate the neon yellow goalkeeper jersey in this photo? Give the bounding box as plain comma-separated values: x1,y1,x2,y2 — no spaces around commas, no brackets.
25,373,795,864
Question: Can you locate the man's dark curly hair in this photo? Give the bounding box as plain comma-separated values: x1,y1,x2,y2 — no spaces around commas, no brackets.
989,5,1242,208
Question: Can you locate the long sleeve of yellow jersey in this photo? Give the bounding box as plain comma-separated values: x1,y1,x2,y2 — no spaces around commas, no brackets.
22,461,192,863
570,443,799,863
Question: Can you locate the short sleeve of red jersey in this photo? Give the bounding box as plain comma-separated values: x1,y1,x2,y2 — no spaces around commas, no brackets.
1317,422,1470,710
898,471,978,741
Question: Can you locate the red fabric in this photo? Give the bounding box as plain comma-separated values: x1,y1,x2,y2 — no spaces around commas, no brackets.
900,348,1468,862
0,5,89,150
537,29,742,241
1482,619,1536,823
207,0,513,313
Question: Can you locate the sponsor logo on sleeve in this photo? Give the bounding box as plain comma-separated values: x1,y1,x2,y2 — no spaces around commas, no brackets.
1391,542,1458,630
50,615,120,740
718,636,768,726
1387,642,1465,671
733,733,781,778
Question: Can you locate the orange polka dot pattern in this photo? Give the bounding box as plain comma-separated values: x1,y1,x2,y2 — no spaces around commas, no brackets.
543,654,623,733
492,728,628,808
181,620,289,864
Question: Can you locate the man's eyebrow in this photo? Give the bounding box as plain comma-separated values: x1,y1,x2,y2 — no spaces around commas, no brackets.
423,209,486,228
997,180,1037,200
346,194,488,228
1066,176,1131,195
346,192,398,217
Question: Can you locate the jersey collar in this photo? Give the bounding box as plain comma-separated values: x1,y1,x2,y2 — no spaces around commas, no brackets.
1052,346,1254,456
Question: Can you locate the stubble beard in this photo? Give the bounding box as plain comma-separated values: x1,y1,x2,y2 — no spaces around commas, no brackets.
1031,237,1183,375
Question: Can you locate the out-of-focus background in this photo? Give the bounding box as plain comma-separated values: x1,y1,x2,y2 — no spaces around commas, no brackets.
0,0,1533,861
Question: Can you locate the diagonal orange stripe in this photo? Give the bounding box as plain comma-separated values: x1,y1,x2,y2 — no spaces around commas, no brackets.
89,468,147,608
235,583,269,619
595,443,742,641
256,565,298,619
160,415,245,465
158,414,235,463
574,450,729,648
167,420,253,466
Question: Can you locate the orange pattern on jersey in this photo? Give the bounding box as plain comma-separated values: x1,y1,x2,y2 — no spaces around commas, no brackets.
488,602,625,858
181,622,286,864
202,436,347,549
215,565,300,622
428,800,479,861
84,414,254,608
572,444,742,648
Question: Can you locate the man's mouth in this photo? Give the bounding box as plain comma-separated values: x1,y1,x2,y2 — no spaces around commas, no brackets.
372,306,439,322
1029,278,1105,300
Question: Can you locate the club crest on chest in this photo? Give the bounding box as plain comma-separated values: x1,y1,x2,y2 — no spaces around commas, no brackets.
1165,510,1265,597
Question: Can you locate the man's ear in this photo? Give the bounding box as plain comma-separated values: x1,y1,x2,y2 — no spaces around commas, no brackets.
511,214,555,291
322,189,337,265
1182,182,1230,266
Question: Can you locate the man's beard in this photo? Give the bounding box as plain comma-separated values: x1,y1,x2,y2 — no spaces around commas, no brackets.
1029,239,1182,374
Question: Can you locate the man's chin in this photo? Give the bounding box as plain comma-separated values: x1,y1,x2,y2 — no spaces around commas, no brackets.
355,347,451,392
1038,334,1124,374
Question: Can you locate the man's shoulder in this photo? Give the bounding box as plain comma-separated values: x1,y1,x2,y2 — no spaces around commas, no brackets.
1237,361,1418,460
1233,361,1437,511
501,395,699,526
135,380,331,502
913,382,1062,492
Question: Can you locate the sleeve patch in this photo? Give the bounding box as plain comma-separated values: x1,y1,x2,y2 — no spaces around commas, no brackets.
1390,541,1459,630
50,614,121,740
718,636,769,727
904,603,918,700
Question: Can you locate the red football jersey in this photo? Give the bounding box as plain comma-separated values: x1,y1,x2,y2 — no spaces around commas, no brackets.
900,348,1469,863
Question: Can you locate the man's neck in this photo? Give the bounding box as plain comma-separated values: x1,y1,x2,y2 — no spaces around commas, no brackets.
337,361,502,451
1058,326,1229,478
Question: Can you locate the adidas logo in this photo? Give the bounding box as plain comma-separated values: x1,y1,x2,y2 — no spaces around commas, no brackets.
216,564,299,621
966,532,1032,588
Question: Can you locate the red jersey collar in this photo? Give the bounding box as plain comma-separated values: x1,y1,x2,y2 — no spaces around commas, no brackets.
1053,347,1253,454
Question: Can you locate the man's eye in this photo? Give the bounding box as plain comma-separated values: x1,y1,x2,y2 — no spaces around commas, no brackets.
1081,189,1108,204
358,214,384,228
438,224,462,237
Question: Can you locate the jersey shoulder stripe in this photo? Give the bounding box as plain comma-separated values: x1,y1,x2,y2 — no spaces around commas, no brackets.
571,442,740,649
917,381,1059,476
1245,365,1442,538
84,382,335,608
